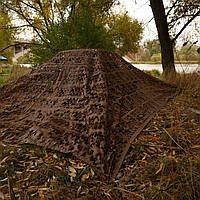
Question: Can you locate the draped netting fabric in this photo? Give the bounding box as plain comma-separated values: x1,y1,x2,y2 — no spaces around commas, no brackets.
0,49,178,179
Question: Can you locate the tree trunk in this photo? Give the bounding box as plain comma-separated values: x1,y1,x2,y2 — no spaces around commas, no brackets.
150,0,176,77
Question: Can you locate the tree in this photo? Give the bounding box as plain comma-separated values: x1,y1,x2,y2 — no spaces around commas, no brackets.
0,0,118,45
0,9,14,64
107,13,143,56
30,1,117,64
149,0,200,77
168,0,200,42
150,0,175,77
0,0,143,65
144,39,161,57
176,43,200,62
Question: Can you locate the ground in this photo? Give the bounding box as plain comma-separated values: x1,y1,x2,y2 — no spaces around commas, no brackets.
0,70,200,200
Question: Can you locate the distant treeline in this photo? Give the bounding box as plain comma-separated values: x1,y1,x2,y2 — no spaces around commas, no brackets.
129,39,200,64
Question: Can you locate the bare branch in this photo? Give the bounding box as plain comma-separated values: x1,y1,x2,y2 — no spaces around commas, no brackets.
166,0,179,17
54,0,65,22
36,0,50,30
0,42,40,53
0,23,42,30
172,9,200,43
20,1,41,12
18,3,45,41
0,1,51,47
168,14,198,26
143,17,153,26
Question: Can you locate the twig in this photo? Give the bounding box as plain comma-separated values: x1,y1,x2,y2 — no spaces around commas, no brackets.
166,0,179,17
6,171,16,200
190,161,196,199
189,108,200,115
113,187,145,199
0,42,40,53
142,129,158,132
171,9,200,43
143,143,186,150
163,128,187,153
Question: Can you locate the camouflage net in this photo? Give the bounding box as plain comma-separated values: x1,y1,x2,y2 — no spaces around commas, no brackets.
0,49,178,180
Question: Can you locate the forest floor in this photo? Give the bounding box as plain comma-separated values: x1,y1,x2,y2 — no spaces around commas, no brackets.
0,69,200,200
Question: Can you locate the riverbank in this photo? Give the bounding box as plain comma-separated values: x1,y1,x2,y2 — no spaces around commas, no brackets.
132,61,199,64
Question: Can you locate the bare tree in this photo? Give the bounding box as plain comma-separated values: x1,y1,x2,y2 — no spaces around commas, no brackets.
150,0,175,77
149,0,200,77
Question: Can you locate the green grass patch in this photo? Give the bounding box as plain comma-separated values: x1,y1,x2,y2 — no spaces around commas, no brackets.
2,68,11,74
0,66,31,87
143,69,162,78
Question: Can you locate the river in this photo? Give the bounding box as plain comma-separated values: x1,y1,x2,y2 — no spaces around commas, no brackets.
19,61,200,73
132,63,200,73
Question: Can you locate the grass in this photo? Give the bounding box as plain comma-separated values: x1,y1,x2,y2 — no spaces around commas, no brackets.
143,69,161,78
0,70,200,199
0,66,31,87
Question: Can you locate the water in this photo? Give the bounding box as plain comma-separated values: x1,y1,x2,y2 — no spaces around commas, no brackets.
133,63,200,73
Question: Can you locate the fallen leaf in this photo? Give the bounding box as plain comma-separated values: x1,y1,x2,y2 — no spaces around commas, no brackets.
38,188,49,191
0,178,8,182
0,155,14,165
70,176,74,182
81,173,90,182
54,166,62,171
76,186,82,197
155,162,164,175
13,188,21,192
69,159,76,165
53,154,58,159
38,190,45,199
0,191,5,200
68,172,76,178
0,184,7,189
26,164,32,172
27,187,38,192
74,162,84,169
68,166,76,173
191,145,200,149
90,168,95,177
146,148,155,154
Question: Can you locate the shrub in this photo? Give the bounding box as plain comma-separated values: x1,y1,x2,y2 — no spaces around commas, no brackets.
143,69,162,78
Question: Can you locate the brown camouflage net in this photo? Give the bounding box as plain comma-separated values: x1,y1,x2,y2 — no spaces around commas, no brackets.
0,49,178,180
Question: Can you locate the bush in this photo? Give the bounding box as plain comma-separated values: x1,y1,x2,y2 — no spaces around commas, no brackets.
151,53,161,63
151,69,161,78
143,69,161,78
